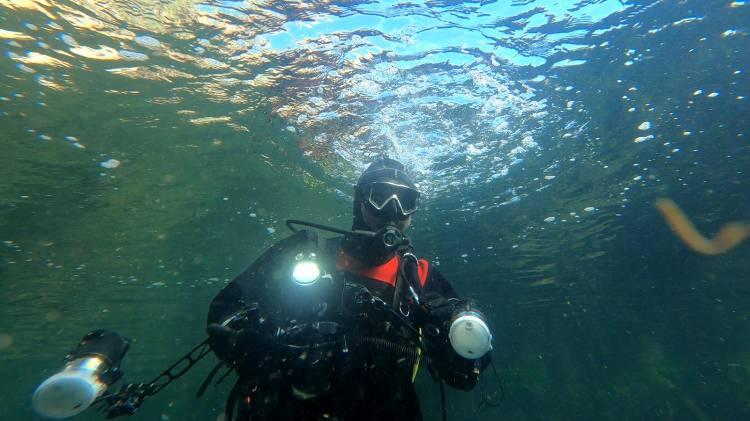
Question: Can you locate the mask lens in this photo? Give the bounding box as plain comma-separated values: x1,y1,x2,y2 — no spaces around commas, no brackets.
366,183,420,215
397,188,419,214
369,183,393,206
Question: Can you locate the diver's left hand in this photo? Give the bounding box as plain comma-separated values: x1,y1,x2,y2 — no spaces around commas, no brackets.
207,321,259,363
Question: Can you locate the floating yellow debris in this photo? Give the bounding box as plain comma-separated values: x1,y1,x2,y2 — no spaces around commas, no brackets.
107,66,194,82
104,90,141,95
70,45,121,60
148,97,182,105
655,198,750,255
249,73,278,88
189,116,231,125
0,0,56,19
36,75,68,91
14,52,71,68
530,277,556,287
227,122,249,132
0,29,34,40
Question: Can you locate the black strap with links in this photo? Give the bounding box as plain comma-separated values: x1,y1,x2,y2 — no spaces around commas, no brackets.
95,338,212,418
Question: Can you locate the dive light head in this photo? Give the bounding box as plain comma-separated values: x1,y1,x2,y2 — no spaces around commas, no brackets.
448,303,493,360
32,357,108,418
32,330,129,419
292,253,321,286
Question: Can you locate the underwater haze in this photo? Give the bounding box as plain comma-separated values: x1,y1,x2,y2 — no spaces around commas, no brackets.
1,0,749,419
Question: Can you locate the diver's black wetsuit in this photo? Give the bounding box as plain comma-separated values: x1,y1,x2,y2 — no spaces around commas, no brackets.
207,230,489,421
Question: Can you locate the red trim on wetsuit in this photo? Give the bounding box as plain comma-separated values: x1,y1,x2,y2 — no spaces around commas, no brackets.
336,248,429,287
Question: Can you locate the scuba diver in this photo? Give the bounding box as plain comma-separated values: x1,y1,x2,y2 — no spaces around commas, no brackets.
32,157,494,421
205,157,492,420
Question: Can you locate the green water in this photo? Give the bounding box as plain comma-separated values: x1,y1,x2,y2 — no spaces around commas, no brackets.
2,0,750,420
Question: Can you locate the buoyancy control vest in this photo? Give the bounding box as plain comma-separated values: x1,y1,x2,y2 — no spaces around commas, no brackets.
206,229,428,401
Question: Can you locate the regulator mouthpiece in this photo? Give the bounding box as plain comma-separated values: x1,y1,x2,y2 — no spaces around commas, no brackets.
448,306,492,360
32,330,129,419
380,226,404,248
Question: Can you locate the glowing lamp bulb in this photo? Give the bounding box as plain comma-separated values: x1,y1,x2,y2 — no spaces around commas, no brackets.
292,261,320,285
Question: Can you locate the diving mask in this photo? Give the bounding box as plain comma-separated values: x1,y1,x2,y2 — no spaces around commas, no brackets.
362,181,420,218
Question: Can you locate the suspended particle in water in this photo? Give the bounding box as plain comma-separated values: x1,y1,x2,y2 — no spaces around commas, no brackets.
60,33,78,47
45,310,61,322
100,159,120,169
17,63,35,73
0,334,13,350
119,50,149,62
134,35,162,50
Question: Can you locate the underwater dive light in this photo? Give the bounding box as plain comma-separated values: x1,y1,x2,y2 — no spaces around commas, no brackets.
292,253,321,286
448,303,493,360
32,330,129,419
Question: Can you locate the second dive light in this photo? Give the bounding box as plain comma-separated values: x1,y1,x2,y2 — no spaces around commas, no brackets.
448,302,493,360
32,330,129,419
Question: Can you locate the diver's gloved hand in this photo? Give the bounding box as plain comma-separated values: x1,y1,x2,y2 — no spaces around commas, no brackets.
418,291,456,326
207,305,263,363
207,322,258,363
207,323,238,362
